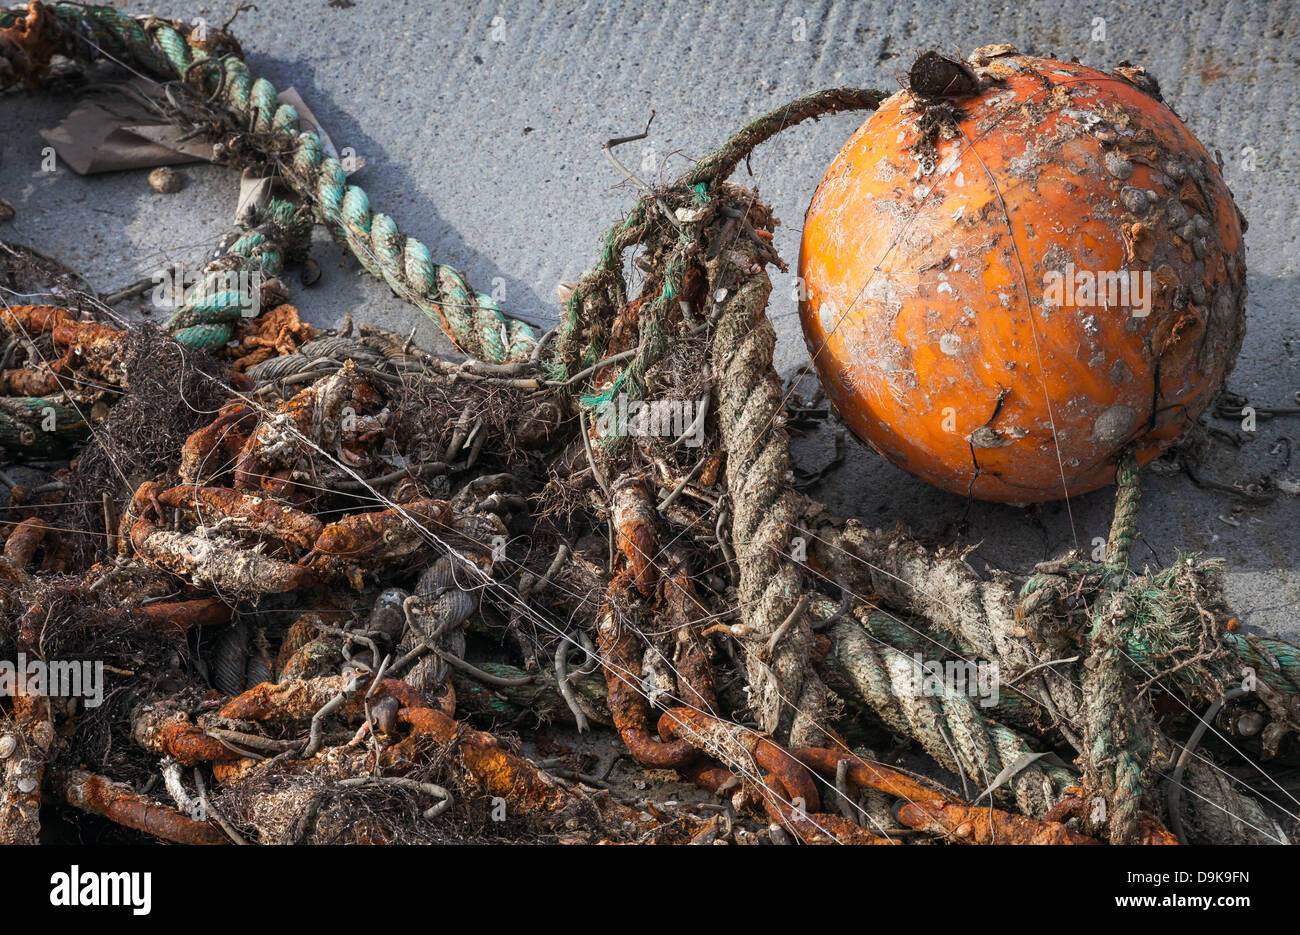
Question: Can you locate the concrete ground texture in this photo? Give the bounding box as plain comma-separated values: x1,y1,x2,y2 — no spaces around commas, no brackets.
1,0,1297,636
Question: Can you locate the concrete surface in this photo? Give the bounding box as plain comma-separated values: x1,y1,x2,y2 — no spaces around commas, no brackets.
1,0,1297,634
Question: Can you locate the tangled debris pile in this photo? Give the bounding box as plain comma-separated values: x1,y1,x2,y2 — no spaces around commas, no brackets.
2,2,1298,846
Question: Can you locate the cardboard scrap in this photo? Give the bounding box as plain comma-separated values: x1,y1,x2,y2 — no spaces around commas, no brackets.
40,80,359,220
38,79,215,174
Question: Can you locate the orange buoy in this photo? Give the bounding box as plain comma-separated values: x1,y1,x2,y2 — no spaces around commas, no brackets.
798,47,1246,503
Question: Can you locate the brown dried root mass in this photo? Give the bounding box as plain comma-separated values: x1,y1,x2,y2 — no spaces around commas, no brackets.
58,326,238,568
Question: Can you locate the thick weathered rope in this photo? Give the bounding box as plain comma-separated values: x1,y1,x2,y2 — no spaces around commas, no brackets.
0,2,537,362
809,522,1087,737
707,235,826,745
554,88,888,748
7,4,1295,841
553,87,888,390
1079,453,1150,843
813,597,1076,817
812,459,1290,842
545,79,1299,831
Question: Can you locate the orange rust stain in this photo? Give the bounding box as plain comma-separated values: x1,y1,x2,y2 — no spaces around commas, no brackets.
218,675,426,722
596,577,700,769
794,745,947,805
612,476,658,596
180,402,257,484
387,707,573,814
65,770,227,845
313,499,449,557
140,716,238,766
0,3,59,85
159,484,323,550
657,708,900,844
3,516,47,570
0,305,74,335
896,800,1100,845
130,598,232,636
760,770,895,845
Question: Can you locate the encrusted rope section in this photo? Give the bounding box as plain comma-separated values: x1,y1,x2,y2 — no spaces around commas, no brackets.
708,239,825,745
1081,453,1150,844
1081,588,1152,843
1105,451,1141,577
808,520,1087,739
6,4,1296,842
554,87,887,388
555,88,888,747
820,603,1049,732
813,456,1288,842
0,2,537,362
681,88,890,188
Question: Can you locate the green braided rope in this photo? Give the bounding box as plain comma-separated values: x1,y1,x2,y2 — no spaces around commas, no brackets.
553,204,648,387
163,197,309,351
578,235,688,409
1079,453,1159,841
1016,448,1293,701
1105,450,1141,577
1081,589,1150,843
683,88,888,189
6,3,537,363
1225,633,1300,694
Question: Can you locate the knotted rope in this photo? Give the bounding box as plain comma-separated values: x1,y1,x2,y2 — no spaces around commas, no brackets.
813,455,1291,842
1078,457,1153,842
6,3,1296,842
546,82,1300,836
553,88,887,391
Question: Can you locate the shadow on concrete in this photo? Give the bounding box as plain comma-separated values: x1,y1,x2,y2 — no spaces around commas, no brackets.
251,52,548,329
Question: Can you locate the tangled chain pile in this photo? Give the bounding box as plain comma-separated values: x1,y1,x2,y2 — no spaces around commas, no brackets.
1,2,1297,845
